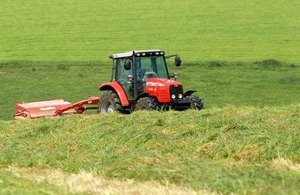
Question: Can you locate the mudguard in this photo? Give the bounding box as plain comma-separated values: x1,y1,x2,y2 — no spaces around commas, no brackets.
99,81,130,106
184,90,196,96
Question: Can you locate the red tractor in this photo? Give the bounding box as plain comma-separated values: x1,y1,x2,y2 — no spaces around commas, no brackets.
98,49,204,113
13,49,203,119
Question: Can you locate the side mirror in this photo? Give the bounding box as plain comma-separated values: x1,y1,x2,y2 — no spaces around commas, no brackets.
165,54,182,66
124,59,132,70
175,56,182,66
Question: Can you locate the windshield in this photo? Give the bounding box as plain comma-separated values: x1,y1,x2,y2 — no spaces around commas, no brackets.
135,56,169,79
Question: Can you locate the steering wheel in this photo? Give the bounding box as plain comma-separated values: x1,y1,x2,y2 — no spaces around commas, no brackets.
142,71,158,81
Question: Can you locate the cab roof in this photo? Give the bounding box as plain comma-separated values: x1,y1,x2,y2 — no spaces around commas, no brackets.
109,49,164,59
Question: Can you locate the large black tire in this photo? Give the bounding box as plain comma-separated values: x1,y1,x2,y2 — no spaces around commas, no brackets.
135,97,160,111
186,95,204,110
98,90,123,113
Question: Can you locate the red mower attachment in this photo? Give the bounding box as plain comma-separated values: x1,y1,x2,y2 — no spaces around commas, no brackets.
14,96,100,120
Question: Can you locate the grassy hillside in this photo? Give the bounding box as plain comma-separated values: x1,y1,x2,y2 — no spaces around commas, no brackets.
0,106,299,194
0,0,300,63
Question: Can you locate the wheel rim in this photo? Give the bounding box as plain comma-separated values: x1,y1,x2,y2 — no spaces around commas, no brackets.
101,101,114,113
107,104,114,113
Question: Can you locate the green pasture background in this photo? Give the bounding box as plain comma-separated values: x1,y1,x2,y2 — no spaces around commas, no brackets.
1,0,300,63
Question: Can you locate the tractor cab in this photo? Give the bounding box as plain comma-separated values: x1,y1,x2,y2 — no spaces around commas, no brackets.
110,50,178,100
98,49,203,113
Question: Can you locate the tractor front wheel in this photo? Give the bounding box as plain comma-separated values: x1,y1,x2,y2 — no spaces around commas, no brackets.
186,95,204,110
98,90,123,113
135,97,160,111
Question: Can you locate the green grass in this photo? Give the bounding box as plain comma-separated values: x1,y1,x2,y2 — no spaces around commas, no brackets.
0,106,299,194
1,0,300,63
0,169,71,195
1,0,300,194
1,61,300,120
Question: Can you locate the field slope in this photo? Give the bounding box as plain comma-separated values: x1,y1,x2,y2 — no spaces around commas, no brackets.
0,106,299,194
0,0,300,63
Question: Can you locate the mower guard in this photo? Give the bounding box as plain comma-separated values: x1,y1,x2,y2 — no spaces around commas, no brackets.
14,96,99,120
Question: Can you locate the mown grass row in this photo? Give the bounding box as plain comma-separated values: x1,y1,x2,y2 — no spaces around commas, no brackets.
0,169,70,195
1,105,299,194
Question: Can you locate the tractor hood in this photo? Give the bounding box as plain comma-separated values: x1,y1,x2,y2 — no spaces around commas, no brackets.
145,78,184,103
145,78,182,87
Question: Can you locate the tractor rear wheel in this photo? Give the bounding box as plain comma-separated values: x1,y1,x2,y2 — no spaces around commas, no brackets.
98,90,123,113
186,95,204,110
135,97,160,111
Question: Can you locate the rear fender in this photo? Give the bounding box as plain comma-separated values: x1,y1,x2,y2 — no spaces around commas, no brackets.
184,90,196,97
99,81,130,106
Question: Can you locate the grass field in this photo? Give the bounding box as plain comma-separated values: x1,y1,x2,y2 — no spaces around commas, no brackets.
1,0,300,194
1,61,300,121
1,107,300,194
1,0,300,62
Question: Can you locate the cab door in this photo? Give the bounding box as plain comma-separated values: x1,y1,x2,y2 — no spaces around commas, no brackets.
115,58,134,100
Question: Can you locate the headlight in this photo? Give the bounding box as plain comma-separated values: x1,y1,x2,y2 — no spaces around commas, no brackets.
171,94,176,99
178,94,183,99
